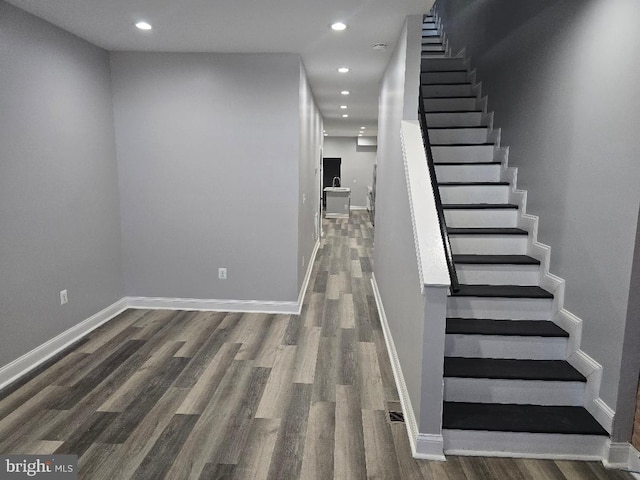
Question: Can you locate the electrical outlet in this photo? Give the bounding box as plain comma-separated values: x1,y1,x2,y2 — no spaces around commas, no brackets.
218,268,227,280
303,193,306,204
60,289,68,305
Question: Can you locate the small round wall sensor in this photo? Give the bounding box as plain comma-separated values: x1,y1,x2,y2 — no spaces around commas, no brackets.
372,43,388,51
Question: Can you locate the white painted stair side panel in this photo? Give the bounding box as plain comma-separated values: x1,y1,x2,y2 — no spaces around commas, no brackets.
444,208,519,228
456,264,540,286
432,144,495,163
439,184,509,203
444,334,567,361
435,164,500,182
447,296,554,320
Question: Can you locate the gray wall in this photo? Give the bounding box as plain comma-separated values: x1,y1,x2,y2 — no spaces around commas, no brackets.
111,52,302,302
0,1,123,366
298,63,323,288
374,16,426,427
322,137,376,208
436,0,640,409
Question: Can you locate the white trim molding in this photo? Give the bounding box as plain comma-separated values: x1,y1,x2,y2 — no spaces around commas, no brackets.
604,442,640,474
0,298,128,392
371,274,446,461
298,239,321,312
126,296,300,315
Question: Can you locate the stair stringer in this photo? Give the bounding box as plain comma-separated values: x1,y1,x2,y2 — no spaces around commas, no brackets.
499,151,613,433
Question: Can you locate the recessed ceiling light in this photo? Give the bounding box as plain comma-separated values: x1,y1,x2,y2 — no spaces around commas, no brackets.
340,105,348,109
341,90,350,95
135,21,152,31
331,22,347,31
324,133,328,136
358,134,363,137
360,126,366,129
338,67,350,73
342,114,349,118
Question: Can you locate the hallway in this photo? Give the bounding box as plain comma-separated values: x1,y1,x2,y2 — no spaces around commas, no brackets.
0,212,632,479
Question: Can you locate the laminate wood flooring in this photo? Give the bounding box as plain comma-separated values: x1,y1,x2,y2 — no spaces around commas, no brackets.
0,212,632,479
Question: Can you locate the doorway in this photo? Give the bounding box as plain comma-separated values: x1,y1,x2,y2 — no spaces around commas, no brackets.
322,157,341,209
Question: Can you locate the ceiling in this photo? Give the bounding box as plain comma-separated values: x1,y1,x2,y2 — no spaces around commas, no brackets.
7,0,433,137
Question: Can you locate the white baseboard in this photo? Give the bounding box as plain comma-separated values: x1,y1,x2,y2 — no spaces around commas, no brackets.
604,442,640,474
0,298,128,392
349,206,368,211
297,240,320,312
125,296,300,315
371,274,445,461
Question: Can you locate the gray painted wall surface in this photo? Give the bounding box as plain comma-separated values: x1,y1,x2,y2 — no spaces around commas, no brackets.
298,63,323,289
0,1,123,366
612,207,640,442
111,52,301,302
437,0,640,408
322,137,376,208
374,17,426,427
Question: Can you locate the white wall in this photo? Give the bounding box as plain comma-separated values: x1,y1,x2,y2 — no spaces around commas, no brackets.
298,62,323,288
111,52,302,302
437,0,640,410
322,137,376,208
374,16,427,429
0,1,124,367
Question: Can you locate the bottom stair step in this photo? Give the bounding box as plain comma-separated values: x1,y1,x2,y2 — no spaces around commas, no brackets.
443,402,608,435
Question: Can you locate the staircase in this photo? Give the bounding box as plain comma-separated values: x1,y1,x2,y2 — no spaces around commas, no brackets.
420,14,609,458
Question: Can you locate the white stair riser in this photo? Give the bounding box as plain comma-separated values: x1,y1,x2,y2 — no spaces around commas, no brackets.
422,58,467,71
422,84,473,97
422,38,443,45
444,378,584,406
426,111,482,127
439,184,509,203
447,296,554,320
423,53,447,58
435,164,500,182
432,145,495,163
424,97,477,111
445,334,566,360
429,128,488,144
422,71,468,83
443,430,608,460
444,209,519,228
456,264,540,286
450,234,527,254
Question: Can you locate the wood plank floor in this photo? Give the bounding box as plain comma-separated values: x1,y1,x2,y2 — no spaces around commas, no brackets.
0,211,632,479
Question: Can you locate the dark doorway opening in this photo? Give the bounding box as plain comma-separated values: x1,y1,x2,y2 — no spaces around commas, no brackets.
322,157,341,210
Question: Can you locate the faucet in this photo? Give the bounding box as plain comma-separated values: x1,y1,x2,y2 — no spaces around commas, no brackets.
332,176,341,187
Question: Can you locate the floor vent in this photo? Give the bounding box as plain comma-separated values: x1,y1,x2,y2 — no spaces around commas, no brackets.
389,411,405,423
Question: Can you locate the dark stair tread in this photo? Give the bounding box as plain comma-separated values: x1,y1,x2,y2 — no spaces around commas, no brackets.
453,254,540,265
423,95,477,99
425,110,482,114
444,357,584,381
442,203,518,209
422,69,468,73
439,181,509,186
452,284,553,298
442,402,608,435
447,227,527,235
446,318,569,337
429,126,486,130
422,82,471,86
434,161,501,166
431,143,494,147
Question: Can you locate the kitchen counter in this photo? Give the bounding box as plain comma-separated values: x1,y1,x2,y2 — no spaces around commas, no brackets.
324,187,351,218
